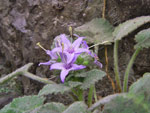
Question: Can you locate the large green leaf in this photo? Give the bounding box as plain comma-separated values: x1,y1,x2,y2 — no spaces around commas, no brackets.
134,28,150,49
79,69,106,89
129,73,150,96
103,73,150,113
38,84,71,96
67,81,82,88
103,95,149,113
0,95,45,113
26,102,66,113
113,16,150,41
74,18,114,45
62,102,88,113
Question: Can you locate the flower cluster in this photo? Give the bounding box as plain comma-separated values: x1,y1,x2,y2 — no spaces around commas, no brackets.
38,34,102,83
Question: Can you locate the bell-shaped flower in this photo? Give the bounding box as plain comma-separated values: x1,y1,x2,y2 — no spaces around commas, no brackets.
52,34,90,64
50,53,86,82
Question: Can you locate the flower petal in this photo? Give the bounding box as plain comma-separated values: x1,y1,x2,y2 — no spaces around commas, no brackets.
75,48,90,54
73,34,86,39
71,64,86,71
94,60,103,68
72,37,83,49
46,50,58,59
50,63,64,70
60,34,71,46
52,47,62,53
60,52,68,63
60,69,69,83
66,53,75,64
82,40,89,49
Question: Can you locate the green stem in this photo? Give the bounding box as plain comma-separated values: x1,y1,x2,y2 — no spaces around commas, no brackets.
71,88,84,101
23,72,55,84
114,40,122,92
123,48,141,92
0,63,33,84
0,63,55,85
78,90,84,101
93,85,98,102
88,85,94,107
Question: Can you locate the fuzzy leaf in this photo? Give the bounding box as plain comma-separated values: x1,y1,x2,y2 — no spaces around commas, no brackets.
129,73,150,96
113,16,150,41
0,95,45,113
134,28,150,49
38,84,71,96
74,18,114,45
26,102,66,113
62,102,87,113
80,69,106,89
67,81,82,88
103,73,150,113
103,95,150,113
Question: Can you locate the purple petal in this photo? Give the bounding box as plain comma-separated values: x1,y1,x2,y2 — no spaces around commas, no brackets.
73,34,86,39
70,54,80,64
75,48,90,54
66,53,75,64
60,69,69,83
94,60,103,68
46,50,58,59
82,41,89,49
64,52,79,64
52,47,62,53
71,64,86,71
50,63,64,70
72,37,83,49
60,34,71,46
60,52,68,63
39,60,55,66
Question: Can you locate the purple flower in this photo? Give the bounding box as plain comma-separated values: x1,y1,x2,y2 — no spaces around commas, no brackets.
38,34,103,83
50,62,86,83
52,52,86,82
52,34,89,64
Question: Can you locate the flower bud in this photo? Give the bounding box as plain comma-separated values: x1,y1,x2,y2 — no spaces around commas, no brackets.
83,61,89,66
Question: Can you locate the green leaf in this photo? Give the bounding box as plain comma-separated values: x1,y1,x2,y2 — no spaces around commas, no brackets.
134,28,150,49
74,18,114,45
0,95,45,113
38,84,71,96
103,73,150,113
26,102,66,113
67,81,82,88
62,102,87,113
79,69,106,89
103,95,149,113
113,16,150,41
129,73,150,96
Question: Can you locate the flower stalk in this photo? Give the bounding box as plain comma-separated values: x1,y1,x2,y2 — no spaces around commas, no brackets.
123,47,141,92
88,85,94,107
114,40,122,92
0,63,55,85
